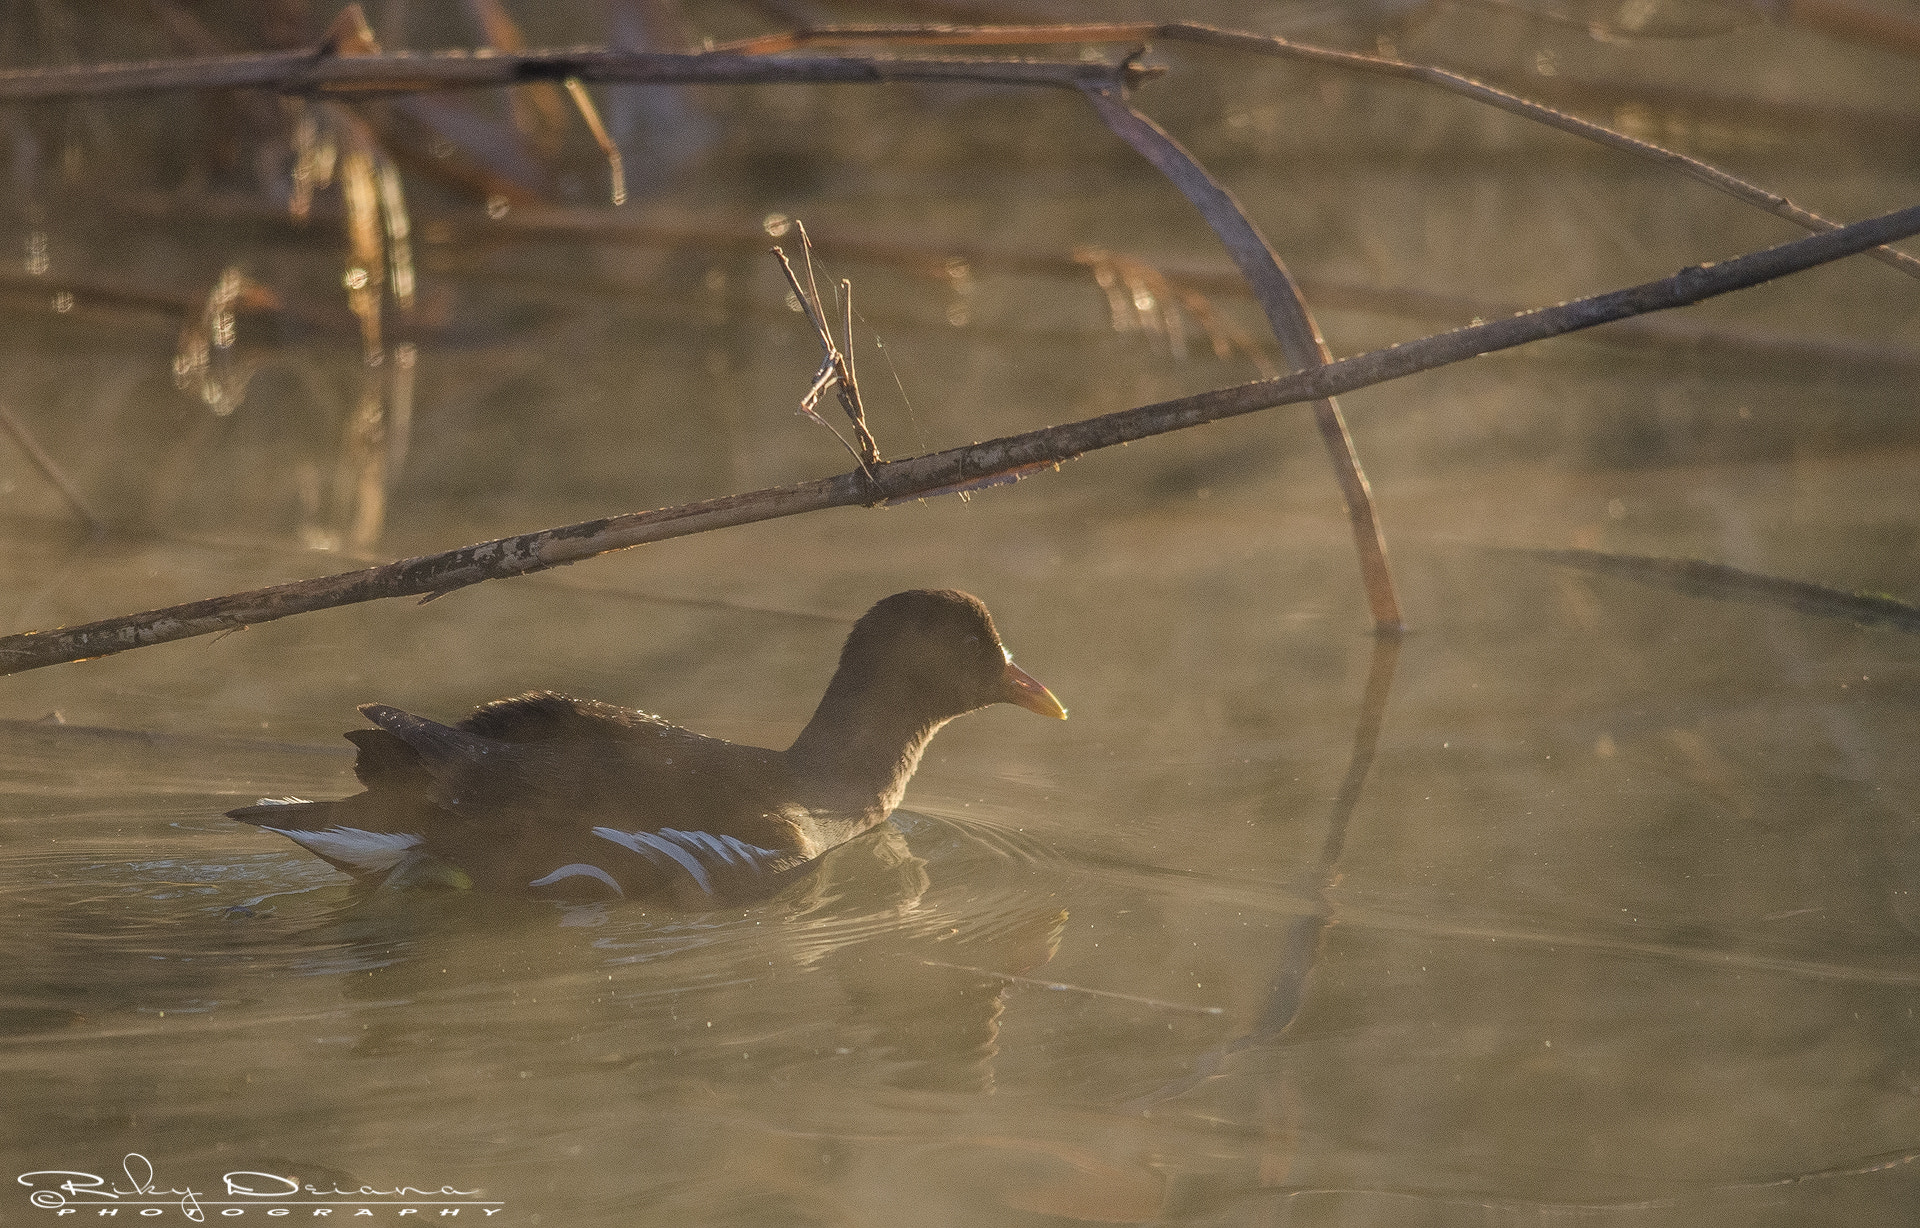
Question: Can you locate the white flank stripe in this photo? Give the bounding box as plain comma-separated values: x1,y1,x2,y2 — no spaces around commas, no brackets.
592,827,713,893
263,826,419,873
671,829,738,865
528,863,625,897
591,827,783,894
662,829,776,873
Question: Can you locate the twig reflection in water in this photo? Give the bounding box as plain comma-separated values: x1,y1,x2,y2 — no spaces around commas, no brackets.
1132,633,1402,1109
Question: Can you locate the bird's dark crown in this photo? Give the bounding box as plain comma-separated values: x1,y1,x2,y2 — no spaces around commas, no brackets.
831,589,1010,716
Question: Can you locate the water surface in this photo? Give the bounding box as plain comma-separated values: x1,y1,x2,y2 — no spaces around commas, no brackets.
3,3,1919,1224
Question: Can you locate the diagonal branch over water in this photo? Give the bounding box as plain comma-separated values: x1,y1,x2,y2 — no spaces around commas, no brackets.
3,201,1919,677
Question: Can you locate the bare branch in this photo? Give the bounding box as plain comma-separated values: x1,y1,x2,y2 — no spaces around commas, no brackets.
4,200,1915,678
728,21,1920,281
0,46,1150,102
717,24,1163,54
1,19,1902,273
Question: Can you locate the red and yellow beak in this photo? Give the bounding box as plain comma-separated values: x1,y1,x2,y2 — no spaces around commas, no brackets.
1002,659,1068,720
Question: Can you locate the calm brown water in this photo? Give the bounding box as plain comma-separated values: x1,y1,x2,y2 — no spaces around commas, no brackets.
3,3,1919,1225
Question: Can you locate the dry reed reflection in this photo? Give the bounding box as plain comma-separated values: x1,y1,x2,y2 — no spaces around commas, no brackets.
4,199,1914,676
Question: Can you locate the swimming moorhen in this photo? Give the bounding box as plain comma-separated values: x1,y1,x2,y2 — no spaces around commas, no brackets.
228,589,1066,903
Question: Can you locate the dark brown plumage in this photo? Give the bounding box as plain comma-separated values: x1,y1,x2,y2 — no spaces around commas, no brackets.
228,590,1066,903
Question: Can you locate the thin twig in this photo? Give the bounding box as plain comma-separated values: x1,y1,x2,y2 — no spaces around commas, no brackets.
1083,85,1405,634
724,21,1920,281
0,401,103,534
562,77,627,207
457,0,570,157
4,201,1918,676
835,277,879,463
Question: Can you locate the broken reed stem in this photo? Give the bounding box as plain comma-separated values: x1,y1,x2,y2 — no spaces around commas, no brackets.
1083,85,1404,634
834,278,880,466
4,200,1917,678
727,22,1920,282
771,244,880,480
561,78,627,207
0,46,1150,101
782,223,878,463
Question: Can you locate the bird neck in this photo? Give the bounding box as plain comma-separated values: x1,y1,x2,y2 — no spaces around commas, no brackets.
785,671,954,823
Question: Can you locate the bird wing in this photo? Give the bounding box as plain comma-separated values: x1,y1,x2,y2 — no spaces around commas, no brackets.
356,696,790,836
458,691,673,742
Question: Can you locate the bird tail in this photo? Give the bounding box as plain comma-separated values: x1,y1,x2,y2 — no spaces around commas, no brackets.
227,796,330,825
358,703,502,774
226,796,424,878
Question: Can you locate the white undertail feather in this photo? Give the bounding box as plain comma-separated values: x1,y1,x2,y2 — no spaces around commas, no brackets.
262,825,421,873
